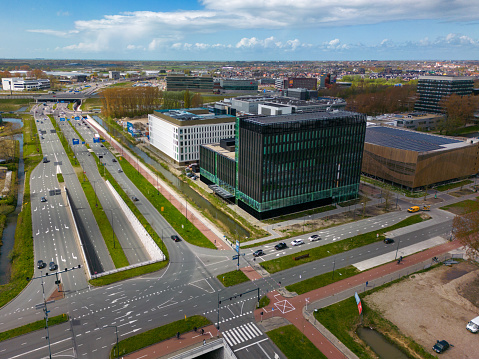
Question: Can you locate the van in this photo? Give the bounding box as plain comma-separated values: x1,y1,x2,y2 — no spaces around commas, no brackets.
407,206,420,213
467,316,479,333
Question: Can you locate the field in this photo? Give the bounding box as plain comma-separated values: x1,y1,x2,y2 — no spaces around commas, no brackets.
365,261,479,359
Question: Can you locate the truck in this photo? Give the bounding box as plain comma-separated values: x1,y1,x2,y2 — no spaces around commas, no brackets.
94,134,100,139
467,316,479,333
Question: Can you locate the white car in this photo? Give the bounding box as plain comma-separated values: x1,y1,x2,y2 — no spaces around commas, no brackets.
308,234,321,241
291,239,304,246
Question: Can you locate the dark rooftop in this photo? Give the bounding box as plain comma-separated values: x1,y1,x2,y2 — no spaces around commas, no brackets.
365,126,463,152
244,110,363,125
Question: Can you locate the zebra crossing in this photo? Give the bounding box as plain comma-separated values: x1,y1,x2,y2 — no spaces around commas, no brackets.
222,322,263,347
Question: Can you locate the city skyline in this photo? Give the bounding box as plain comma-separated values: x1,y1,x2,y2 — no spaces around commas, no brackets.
2,0,479,61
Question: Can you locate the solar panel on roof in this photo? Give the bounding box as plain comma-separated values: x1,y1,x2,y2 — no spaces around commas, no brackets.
365,127,461,152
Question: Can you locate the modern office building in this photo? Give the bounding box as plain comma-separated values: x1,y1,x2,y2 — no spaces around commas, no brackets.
200,111,366,219
148,108,235,165
414,75,474,113
109,71,120,80
275,77,318,90
219,79,258,91
166,76,214,91
2,77,50,91
362,126,479,189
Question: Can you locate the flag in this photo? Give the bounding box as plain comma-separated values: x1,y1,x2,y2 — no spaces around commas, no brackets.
354,292,362,315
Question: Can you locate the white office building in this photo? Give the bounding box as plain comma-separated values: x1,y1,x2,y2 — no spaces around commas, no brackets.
2,77,50,91
148,108,236,165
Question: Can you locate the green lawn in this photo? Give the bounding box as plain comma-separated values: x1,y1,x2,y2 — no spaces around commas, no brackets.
0,98,32,112
90,262,167,286
0,314,69,342
263,205,337,224
258,295,270,308
111,315,211,358
260,214,425,274
285,266,360,295
81,98,103,111
440,198,479,214
0,117,40,309
120,158,216,249
267,325,328,359
217,270,250,287
436,180,473,192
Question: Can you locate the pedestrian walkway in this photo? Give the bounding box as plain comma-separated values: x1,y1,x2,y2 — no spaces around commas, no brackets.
253,240,463,359
222,322,264,347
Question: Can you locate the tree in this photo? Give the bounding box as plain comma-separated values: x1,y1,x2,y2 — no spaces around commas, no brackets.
452,203,479,258
439,94,479,134
184,90,191,109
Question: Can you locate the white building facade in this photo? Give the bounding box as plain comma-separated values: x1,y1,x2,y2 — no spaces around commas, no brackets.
2,77,50,91
148,109,235,165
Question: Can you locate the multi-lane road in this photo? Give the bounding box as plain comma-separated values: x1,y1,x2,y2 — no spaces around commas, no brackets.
0,103,457,358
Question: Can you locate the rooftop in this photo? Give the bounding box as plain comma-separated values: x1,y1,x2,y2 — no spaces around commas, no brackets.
365,126,468,152
244,110,363,125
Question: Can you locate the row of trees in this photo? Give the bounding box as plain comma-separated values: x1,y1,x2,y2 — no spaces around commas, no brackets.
100,88,204,119
438,94,479,135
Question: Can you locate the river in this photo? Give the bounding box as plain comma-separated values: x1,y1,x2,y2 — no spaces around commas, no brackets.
91,116,249,239
0,118,24,284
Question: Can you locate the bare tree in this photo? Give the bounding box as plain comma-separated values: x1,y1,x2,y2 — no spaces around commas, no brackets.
452,203,479,258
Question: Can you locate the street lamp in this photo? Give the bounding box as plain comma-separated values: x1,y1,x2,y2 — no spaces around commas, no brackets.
105,325,119,359
395,238,401,259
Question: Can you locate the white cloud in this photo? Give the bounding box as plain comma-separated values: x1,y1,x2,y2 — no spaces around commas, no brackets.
235,36,308,51
323,38,349,50
27,29,79,37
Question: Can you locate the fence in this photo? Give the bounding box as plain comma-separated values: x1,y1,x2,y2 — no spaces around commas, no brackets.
105,180,165,261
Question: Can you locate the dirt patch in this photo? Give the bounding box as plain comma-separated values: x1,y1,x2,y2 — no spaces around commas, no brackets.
365,261,479,359
279,204,401,234
450,188,475,197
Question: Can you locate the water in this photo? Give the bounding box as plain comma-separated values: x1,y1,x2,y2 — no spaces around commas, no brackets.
0,118,24,284
357,327,409,359
91,116,249,239
15,106,28,113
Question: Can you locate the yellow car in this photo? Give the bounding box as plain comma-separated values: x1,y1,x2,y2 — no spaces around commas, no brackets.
407,206,420,213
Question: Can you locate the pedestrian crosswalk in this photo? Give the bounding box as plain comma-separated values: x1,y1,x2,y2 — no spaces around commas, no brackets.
222,322,263,347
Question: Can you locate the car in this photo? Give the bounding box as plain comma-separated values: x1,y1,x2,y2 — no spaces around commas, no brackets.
112,158,117,162
384,238,394,244
118,169,123,173
49,262,56,271
192,175,198,180
37,260,45,269
308,234,321,241
41,136,44,140
171,235,181,242
275,242,287,250
40,196,47,202
100,144,104,147
432,340,450,354
186,172,194,178
291,239,304,246
131,196,139,201
253,249,264,257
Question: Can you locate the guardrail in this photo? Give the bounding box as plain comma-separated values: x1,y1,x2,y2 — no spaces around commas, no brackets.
90,259,161,279
105,179,165,261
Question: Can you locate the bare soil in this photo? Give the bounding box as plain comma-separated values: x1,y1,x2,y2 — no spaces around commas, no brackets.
365,261,479,359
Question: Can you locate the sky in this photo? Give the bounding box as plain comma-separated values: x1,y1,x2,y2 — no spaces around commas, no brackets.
2,0,479,61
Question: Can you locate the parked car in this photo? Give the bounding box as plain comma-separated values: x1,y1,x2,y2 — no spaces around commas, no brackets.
275,242,287,250
37,260,45,269
40,196,47,202
291,239,304,246
308,234,321,242
253,249,264,257
49,262,57,271
432,340,450,354
384,238,394,244
171,235,181,242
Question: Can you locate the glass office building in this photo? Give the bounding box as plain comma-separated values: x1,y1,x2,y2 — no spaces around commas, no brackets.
415,75,474,113
201,111,366,219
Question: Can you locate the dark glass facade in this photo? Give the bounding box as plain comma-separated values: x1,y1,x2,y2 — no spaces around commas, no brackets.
200,145,236,195
415,76,473,113
236,111,366,218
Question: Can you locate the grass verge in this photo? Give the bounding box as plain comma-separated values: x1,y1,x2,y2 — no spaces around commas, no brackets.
258,295,270,308
261,214,425,274
89,261,166,286
436,180,473,192
285,266,360,295
263,205,337,224
57,173,64,183
217,270,250,287
0,314,69,342
0,116,41,308
267,324,328,359
120,158,216,249
111,315,211,359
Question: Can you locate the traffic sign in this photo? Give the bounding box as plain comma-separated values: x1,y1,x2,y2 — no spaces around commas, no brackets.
232,255,239,260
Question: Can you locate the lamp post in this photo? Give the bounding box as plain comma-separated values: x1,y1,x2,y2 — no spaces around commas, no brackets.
105,325,119,359
395,238,401,260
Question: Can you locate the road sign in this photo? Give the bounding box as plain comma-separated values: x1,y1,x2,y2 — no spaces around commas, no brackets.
232,255,239,260
236,240,240,253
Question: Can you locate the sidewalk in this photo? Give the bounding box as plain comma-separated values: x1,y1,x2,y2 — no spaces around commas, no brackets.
85,117,230,251
253,240,463,359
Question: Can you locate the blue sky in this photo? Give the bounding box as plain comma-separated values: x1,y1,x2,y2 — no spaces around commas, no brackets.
2,0,479,61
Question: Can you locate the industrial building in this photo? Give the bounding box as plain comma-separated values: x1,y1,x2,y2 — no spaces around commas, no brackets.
2,77,50,91
218,79,258,91
362,126,479,189
414,75,474,113
200,111,366,219
166,76,214,91
148,108,235,165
